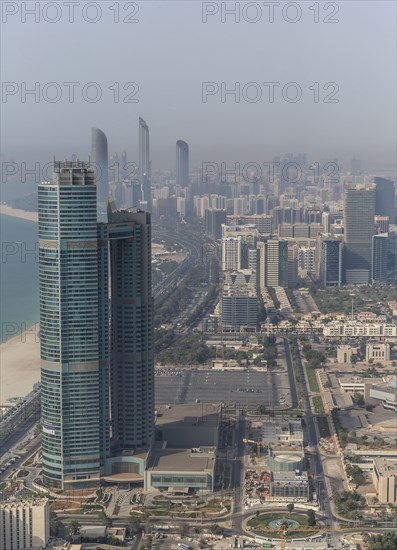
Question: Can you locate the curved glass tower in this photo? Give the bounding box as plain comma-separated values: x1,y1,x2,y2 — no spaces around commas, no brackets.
176,140,189,187
39,161,104,489
91,127,109,211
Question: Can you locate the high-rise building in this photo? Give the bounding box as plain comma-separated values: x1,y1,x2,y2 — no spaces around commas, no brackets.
39,161,154,489
176,140,189,187
107,201,154,451
139,117,151,207
91,127,109,214
39,161,105,489
258,239,288,288
374,177,396,224
222,236,241,271
320,238,342,286
372,233,389,283
343,184,376,284
205,208,227,239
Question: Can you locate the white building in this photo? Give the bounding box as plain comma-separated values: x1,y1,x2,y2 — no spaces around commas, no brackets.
0,498,49,550
366,342,391,362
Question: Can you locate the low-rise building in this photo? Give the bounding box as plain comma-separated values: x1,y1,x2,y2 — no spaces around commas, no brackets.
372,458,397,504
0,498,49,550
269,471,310,502
366,342,391,362
262,418,303,446
369,379,397,411
337,345,359,364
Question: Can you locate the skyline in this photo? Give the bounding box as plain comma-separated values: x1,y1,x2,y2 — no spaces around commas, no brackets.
1,1,396,169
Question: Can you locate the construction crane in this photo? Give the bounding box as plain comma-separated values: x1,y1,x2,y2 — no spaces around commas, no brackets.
242,438,264,473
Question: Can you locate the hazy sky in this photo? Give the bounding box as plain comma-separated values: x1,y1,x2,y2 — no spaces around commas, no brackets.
1,0,396,171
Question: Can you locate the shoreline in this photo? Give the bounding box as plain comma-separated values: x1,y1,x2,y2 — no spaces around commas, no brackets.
0,323,40,406
0,204,38,222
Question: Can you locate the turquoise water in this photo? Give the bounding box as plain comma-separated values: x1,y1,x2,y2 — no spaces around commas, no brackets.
0,214,39,342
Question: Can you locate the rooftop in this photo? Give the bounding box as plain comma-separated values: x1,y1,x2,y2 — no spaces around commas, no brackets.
147,448,215,472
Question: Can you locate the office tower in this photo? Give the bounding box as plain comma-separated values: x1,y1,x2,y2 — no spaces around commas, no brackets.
205,208,227,239
107,201,154,451
343,184,376,284
222,236,241,271
258,239,288,288
91,127,109,212
287,244,298,288
120,150,128,178
222,280,258,328
299,246,316,274
374,177,396,224
322,211,330,233
176,140,189,187
375,215,390,234
39,161,105,489
139,117,151,207
124,180,142,209
321,238,342,286
372,233,389,283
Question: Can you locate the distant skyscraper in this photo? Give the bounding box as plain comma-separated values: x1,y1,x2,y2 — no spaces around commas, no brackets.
205,208,227,239
139,117,151,208
107,201,154,451
343,184,376,284
321,238,342,286
176,140,189,187
374,177,396,224
258,239,288,288
372,233,389,283
39,161,106,489
91,127,109,210
222,236,241,271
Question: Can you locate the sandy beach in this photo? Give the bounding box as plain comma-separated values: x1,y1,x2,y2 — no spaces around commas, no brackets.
0,324,40,406
0,204,38,222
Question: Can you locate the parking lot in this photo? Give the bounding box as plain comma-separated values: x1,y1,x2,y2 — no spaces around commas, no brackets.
155,369,291,407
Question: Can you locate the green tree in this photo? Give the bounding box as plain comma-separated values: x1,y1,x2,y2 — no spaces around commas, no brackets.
68,520,81,537
306,509,316,526
286,503,294,513
367,532,397,550
346,465,365,488
208,524,223,535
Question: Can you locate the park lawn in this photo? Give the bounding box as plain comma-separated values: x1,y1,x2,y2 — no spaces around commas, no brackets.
317,416,331,438
305,364,320,392
312,396,325,414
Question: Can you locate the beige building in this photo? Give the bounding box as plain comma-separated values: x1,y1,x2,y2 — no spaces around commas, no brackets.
337,345,358,364
372,459,397,504
366,342,391,362
0,498,49,550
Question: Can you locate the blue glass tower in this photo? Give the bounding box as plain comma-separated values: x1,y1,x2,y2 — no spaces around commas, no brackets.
39,161,107,489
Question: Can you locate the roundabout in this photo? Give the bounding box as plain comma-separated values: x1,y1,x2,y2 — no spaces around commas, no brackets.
246,512,322,540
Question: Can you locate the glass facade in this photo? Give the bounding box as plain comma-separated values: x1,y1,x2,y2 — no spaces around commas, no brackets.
39,162,104,489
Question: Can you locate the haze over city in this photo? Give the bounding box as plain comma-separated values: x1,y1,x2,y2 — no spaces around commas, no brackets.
1,0,396,169
1,2,397,550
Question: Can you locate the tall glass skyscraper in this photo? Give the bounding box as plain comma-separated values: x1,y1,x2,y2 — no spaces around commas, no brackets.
374,177,396,224
107,201,154,451
39,162,153,489
139,118,151,208
343,184,376,284
91,127,109,215
176,140,189,187
39,161,105,489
